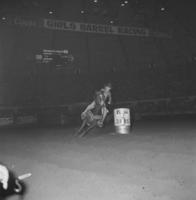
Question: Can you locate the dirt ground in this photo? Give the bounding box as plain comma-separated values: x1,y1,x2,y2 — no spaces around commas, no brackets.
0,118,195,200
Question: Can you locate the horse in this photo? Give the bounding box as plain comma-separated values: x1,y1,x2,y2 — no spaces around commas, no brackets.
75,91,105,137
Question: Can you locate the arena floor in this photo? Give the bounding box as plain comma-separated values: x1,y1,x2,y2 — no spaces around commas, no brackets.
0,118,195,200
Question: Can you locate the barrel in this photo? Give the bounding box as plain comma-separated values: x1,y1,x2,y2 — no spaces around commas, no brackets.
114,108,130,134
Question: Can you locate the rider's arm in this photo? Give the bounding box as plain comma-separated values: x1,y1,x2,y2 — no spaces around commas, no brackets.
108,91,112,104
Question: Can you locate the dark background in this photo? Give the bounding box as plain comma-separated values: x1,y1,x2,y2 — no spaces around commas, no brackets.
0,0,196,106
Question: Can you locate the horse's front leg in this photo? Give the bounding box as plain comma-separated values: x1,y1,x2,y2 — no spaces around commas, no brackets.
75,119,87,136
79,122,97,138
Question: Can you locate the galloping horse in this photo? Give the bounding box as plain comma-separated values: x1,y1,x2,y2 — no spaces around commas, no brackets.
75,91,105,137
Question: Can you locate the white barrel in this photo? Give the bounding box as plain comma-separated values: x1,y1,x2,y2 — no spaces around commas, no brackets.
114,108,130,134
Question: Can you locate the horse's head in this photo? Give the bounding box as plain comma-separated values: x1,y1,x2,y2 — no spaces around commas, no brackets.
94,91,105,106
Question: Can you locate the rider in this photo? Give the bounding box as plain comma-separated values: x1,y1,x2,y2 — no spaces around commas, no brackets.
99,83,112,124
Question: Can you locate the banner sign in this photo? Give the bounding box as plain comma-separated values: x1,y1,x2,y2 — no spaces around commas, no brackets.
0,117,13,126
35,49,74,66
2,16,171,38
43,18,149,37
7,16,41,28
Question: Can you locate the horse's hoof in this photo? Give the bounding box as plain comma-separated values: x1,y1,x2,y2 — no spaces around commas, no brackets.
78,134,83,138
74,132,80,137
78,132,86,138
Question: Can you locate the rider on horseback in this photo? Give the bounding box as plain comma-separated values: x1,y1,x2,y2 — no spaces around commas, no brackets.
75,83,112,137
